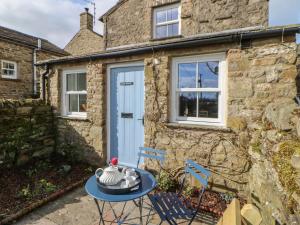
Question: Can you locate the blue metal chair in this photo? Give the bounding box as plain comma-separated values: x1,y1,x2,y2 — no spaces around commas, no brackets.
137,147,166,171
136,147,166,223
148,160,211,225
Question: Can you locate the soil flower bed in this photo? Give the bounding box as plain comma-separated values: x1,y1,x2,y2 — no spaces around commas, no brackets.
0,156,95,224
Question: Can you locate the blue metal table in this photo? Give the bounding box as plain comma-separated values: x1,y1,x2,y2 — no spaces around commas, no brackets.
85,168,157,225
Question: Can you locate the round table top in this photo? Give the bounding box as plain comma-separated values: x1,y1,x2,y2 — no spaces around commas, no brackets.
85,168,157,202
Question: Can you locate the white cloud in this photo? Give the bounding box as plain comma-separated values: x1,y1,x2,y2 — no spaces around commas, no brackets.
0,0,118,48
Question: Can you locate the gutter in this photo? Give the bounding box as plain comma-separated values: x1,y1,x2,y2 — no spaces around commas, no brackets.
37,26,300,66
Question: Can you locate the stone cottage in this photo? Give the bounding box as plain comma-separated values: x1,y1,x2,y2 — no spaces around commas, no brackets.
38,0,300,224
64,8,104,56
0,25,68,99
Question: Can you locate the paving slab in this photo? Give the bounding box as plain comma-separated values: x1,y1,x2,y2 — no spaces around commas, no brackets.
13,187,217,225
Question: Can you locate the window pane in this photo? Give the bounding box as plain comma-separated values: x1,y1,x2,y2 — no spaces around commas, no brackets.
8,63,15,69
79,94,87,112
178,63,197,88
156,10,166,23
156,25,167,38
198,92,218,118
69,94,78,112
8,70,14,75
2,69,9,75
67,74,76,91
167,8,178,21
77,73,86,91
179,92,197,117
2,62,8,68
198,61,219,88
167,23,179,36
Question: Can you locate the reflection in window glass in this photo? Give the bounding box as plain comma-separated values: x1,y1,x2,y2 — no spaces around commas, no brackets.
178,63,196,88
69,94,79,112
198,62,219,88
77,73,86,91
79,94,87,112
168,23,179,37
156,25,168,38
167,8,178,21
67,74,76,91
198,92,218,118
156,10,166,23
179,92,197,117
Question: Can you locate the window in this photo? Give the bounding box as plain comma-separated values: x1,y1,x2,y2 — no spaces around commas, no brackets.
1,60,17,79
172,54,227,126
63,70,87,118
153,3,180,39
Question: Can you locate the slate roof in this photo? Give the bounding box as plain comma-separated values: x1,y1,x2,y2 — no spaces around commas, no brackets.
0,25,68,56
37,25,300,66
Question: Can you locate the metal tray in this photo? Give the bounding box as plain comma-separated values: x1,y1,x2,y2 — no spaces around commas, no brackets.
96,168,142,195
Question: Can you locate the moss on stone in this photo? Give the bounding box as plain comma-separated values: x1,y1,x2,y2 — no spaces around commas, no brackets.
272,140,300,211
251,142,262,154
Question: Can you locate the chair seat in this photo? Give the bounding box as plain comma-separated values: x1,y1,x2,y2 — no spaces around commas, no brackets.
148,192,195,222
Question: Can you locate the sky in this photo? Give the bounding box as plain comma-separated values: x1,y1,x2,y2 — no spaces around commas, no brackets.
0,0,299,49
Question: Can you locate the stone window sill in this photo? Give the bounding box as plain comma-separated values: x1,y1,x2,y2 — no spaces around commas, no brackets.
166,122,231,132
56,115,89,122
150,35,183,42
0,77,21,82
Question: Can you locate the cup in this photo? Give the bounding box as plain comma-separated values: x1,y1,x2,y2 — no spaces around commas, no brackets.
125,168,136,177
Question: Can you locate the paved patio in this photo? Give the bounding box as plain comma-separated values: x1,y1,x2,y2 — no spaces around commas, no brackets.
14,187,217,225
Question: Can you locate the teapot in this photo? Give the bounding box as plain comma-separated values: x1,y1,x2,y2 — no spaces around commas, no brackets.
95,165,124,186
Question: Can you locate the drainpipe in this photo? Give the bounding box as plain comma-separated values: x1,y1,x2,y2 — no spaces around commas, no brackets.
33,39,42,97
42,64,49,101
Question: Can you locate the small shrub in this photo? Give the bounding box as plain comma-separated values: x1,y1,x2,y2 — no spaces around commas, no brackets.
183,186,199,198
156,170,178,192
38,179,57,193
220,192,237,204
18,185,32,199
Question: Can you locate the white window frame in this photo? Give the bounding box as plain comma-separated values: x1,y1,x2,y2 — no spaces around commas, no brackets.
1,60,17,79
171,53,227,127
62,69,87,119
153,3,181,39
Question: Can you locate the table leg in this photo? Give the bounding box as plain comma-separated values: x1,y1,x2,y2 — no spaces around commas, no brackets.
94,199,105,225
139,197,143,225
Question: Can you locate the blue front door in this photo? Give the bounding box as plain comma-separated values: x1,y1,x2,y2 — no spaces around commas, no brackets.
110,66,145,167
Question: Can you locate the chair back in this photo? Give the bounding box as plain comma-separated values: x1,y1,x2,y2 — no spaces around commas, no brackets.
185,160,211,188
137,147,166,168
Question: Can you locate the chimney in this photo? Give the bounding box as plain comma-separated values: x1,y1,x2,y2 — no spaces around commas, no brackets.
80,8,93,30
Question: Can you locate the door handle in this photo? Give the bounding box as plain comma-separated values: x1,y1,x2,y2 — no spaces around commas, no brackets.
138,116,144,125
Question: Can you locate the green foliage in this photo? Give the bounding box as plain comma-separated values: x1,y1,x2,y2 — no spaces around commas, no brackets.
183,186,198,197
272,140,300,212
220,192,237,204
251,141,262,154
1,120,32,166
38,179,57,193
18,179,57,200
156,170,178,192
18,185,32,199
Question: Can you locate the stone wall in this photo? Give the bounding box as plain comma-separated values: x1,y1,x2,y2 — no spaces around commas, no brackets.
0,40,33,99
64,29,104,56
0,39,63,99
44,35,299,224
46,62,106,166
103,0,269,49
0,99,55,167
